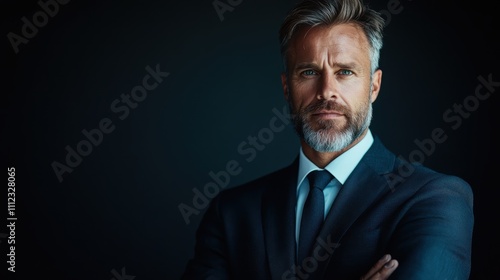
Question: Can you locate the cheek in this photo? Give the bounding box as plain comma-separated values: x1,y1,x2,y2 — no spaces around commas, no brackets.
349,95,371,115
338,79,368,95
290,82,318,107
339,82,371,107
291,94,316,112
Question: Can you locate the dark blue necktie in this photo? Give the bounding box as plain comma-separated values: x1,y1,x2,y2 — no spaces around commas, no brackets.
298,170,333,264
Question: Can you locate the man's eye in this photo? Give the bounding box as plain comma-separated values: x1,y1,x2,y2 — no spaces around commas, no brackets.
301,70,317,76
338,69,353,75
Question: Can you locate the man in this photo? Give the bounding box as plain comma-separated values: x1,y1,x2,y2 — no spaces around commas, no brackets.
181,0,474,279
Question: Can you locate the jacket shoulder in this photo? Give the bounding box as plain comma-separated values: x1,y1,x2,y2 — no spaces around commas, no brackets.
218,160,297,201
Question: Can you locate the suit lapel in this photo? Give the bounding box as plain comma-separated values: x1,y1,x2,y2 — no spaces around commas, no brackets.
262,158,299,280
311,137,396,278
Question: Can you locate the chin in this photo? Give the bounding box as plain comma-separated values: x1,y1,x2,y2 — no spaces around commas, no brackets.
311,120,348,132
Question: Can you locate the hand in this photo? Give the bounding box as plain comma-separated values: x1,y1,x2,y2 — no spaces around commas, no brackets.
360,254,399,280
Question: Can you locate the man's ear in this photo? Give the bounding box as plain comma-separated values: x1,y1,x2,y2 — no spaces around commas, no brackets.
370,69,382,103
281,72,289,101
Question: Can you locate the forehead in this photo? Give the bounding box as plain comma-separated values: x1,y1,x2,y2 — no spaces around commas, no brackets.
287,23,371,64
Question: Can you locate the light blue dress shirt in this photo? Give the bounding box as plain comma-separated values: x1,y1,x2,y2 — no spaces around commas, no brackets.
295,129,374,245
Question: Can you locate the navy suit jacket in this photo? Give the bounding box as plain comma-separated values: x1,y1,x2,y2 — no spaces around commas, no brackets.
181,136,474,280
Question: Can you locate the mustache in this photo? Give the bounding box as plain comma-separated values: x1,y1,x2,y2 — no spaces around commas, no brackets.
302,100,348,115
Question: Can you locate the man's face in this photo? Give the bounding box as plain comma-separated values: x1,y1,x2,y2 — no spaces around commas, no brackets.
282,23,382,152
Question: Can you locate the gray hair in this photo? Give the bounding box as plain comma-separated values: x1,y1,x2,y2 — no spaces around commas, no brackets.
279,0,385,74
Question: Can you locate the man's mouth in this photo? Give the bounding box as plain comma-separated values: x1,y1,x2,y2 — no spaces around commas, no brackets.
311,110,344,119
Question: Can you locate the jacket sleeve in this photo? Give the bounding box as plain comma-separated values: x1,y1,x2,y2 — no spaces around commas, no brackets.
389,175,474,280
180,193,231,280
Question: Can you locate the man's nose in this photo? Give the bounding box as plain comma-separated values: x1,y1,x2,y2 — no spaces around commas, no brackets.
317,73,338,100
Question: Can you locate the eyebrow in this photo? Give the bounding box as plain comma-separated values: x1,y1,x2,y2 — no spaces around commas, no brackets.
294,62,359,71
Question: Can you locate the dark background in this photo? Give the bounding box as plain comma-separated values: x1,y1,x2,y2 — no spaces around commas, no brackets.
2,0,498,279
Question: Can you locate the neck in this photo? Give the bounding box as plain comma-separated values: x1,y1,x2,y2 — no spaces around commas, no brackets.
301,129,368,168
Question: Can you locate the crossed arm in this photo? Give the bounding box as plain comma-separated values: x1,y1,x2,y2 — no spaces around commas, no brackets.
182,176,473,279
361,255,399,280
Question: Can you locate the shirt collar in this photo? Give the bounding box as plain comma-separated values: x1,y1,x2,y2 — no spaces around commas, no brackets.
297,129,374,189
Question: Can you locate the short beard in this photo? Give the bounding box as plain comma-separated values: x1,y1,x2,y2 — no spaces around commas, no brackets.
289,96,372,153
